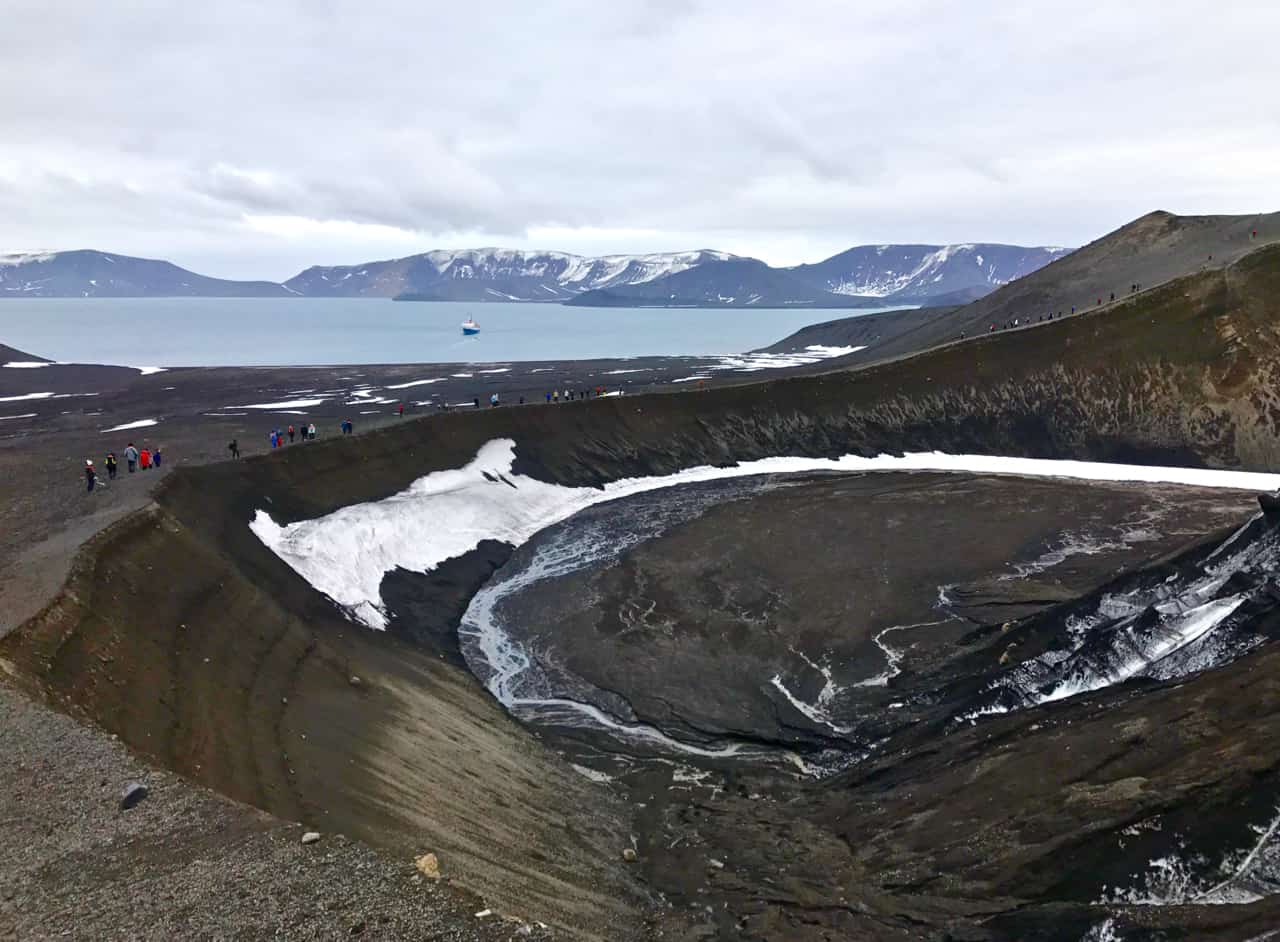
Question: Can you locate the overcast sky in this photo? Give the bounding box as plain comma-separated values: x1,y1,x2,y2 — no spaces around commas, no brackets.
2,0,1278,280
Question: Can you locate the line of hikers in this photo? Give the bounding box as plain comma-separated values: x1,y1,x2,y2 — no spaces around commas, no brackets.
228,419,359,460
268,423,318,448
986,284,1154,334
85,441,161,492
545,387,617,403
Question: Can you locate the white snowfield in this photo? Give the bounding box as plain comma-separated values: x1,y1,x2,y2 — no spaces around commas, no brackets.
383,377,444,389
1,360,163,373
230,398,326,410
0,391,54,402
251,439,1280,632
99,418,158,433
0,252,56,266
707,344,865,372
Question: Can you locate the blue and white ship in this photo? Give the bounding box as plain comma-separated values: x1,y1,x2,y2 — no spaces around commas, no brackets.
461,317,480,336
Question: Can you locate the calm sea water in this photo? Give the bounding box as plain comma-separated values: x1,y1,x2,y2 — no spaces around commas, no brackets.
0,298,899,367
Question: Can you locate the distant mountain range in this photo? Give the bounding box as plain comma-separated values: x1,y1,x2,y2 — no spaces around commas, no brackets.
0,242,1072,307
288,248,734,301
0,250,290,298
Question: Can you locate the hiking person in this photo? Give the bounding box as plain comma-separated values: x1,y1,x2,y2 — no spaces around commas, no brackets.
228,439,240,459
85,460,96,493
270,429,278,449
105,452,118,480
152,447,162,468
472,397,479,409
398,402,405,417
139,446,151,470
490,393,499,407
545,392,551,404
125,442,139,473
288,424,295,443
308,423,317,440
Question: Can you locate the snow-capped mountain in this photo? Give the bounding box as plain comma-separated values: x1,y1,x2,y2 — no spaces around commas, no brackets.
284,248,738,301
567,243,1071,308
789,243,1071,301
0,250,291,298
566,258,887,309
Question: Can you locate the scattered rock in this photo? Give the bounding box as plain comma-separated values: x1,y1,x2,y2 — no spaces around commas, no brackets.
621,848,638,863
515,925,533,937
707,858,725,871
120,782,148,810
474,908,493,919
348,675,361,687
301,831,321,845
414,852,441,880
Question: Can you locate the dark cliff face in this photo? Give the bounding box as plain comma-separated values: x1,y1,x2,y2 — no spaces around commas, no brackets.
8,243,1280,939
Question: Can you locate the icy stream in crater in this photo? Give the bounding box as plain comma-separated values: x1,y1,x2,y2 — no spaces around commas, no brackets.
961,511,1280,722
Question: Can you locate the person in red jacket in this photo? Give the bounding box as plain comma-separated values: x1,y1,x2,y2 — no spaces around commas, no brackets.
139,446,151,469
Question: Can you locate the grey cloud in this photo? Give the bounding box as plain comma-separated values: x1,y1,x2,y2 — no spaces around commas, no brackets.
2,0,1279,279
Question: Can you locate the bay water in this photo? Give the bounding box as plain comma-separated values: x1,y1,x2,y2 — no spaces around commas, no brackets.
0,298,899,366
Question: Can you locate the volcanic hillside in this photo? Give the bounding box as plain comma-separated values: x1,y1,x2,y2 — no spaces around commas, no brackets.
8,230,1280,938
842,210,1280,365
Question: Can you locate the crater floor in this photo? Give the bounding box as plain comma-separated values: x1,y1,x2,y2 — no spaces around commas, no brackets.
457,472,1280,939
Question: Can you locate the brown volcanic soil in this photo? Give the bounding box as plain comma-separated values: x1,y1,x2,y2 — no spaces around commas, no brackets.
0,684,565,942
1,506,649,939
